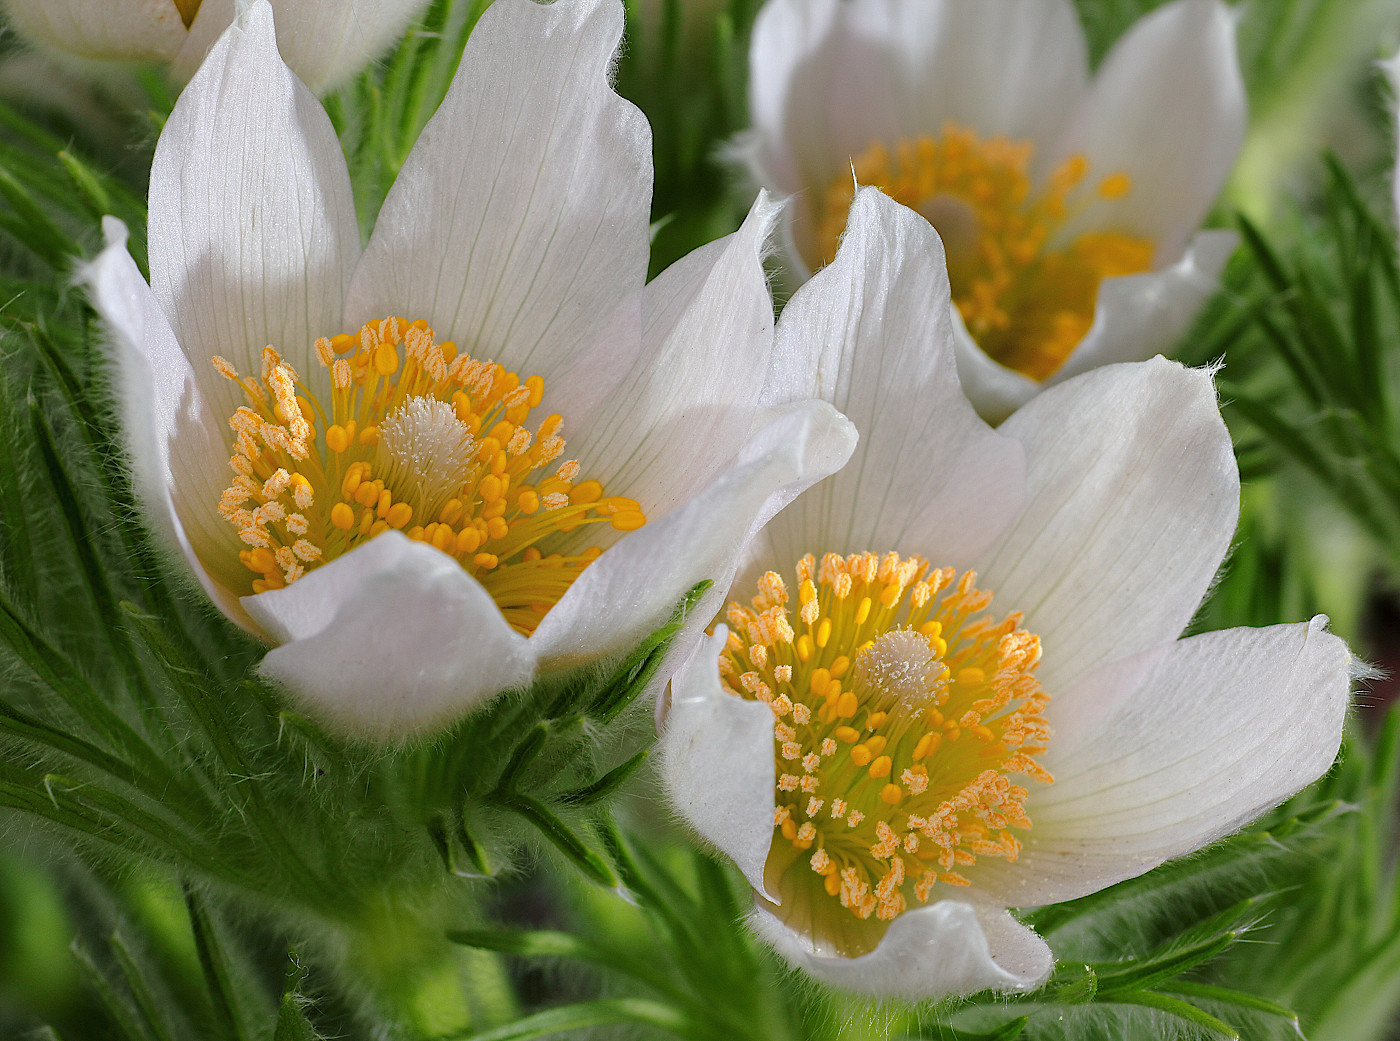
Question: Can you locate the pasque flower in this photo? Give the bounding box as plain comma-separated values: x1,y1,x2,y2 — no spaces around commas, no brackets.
82,0,855,738
659,188,1352,998
740,0,1246,421
1,0,430,93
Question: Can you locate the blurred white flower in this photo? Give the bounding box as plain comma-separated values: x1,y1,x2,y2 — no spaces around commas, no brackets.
659,188,1352,999
740,0,1246,421
1,0,430,93
82,0,855,739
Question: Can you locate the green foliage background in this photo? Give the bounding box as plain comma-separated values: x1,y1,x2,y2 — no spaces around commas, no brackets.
1,0,1400,1039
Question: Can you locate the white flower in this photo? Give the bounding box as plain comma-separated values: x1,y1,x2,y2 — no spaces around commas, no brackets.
659,188,1352,1000
740,0,1246,421
81,0,856,739
1,0,430,93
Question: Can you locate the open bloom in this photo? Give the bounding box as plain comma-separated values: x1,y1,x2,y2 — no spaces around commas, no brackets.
1,0,429,93
740,0,1246,421
82,0,855,738
659,188,1351,998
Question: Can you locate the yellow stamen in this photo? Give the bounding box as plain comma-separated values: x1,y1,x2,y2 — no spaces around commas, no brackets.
214,317,646,635
818,124,1155,382
721,552,1051,957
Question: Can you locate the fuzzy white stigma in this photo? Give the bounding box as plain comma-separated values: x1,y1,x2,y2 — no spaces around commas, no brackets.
378,396,477,523
852,629,946,709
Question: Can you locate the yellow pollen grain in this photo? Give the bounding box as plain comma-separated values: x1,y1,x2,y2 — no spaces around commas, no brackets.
214,317,647,635
818,124,1155,382
716,551,1052,958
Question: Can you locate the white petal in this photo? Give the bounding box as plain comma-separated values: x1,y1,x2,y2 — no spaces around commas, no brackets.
1054,0,1245,263
950,306,1041,425
1052,230,1237,381
344,0,651,385
847,0,1088,163
749,900,1051,999
744,0,887,194
1387,51,1400,224
81,218,255,632
175,0,430,93
658,627,777,899
2,0,188,62
976,618,1351,907
148,0,360,414
953,230,1237,423
529,400,857,670
246,532,534,739
745,0,1089,192
761,188,1024,567
565,192,780,518
977,358,1238,691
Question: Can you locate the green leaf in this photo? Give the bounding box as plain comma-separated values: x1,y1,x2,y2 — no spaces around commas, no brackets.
493,791,617,889
109,932,180,1041
0,163,77,267
70,941,158,1041
456,998,695,1041
1108,991,1240,1040
273,953,322,1041
557,749,649,805
1156,981,1303,1036
184,890,254,1041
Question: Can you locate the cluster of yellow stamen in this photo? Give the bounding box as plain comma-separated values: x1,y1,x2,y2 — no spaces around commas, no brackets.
720,552,1051,957
818,123,1155,381
215,317,644,635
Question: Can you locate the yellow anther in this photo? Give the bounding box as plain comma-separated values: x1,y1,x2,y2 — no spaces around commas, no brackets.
868,755,892,779
835,691,858,718
386,502,413,530
1098,172,1132,199
850,744,873,767
816,618,832,648
354,481,379,508
864,735,887,756
517,490,540,514
958,667,985,686
569,480,603,505
834,726,860,744
326,425,350,453
330,503,355,531
373,343,399,376
248,547,277,573
431,524,455,552
880,784,903,806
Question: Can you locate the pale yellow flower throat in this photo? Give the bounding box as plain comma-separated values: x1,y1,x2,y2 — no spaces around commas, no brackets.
819,123,1155,382
215,317,645,636
721,552,1051,957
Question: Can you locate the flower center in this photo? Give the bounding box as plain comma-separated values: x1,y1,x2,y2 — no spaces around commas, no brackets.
214,317,645,636
817,124,1155,382
172,0,201,30
719,552,1051,957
